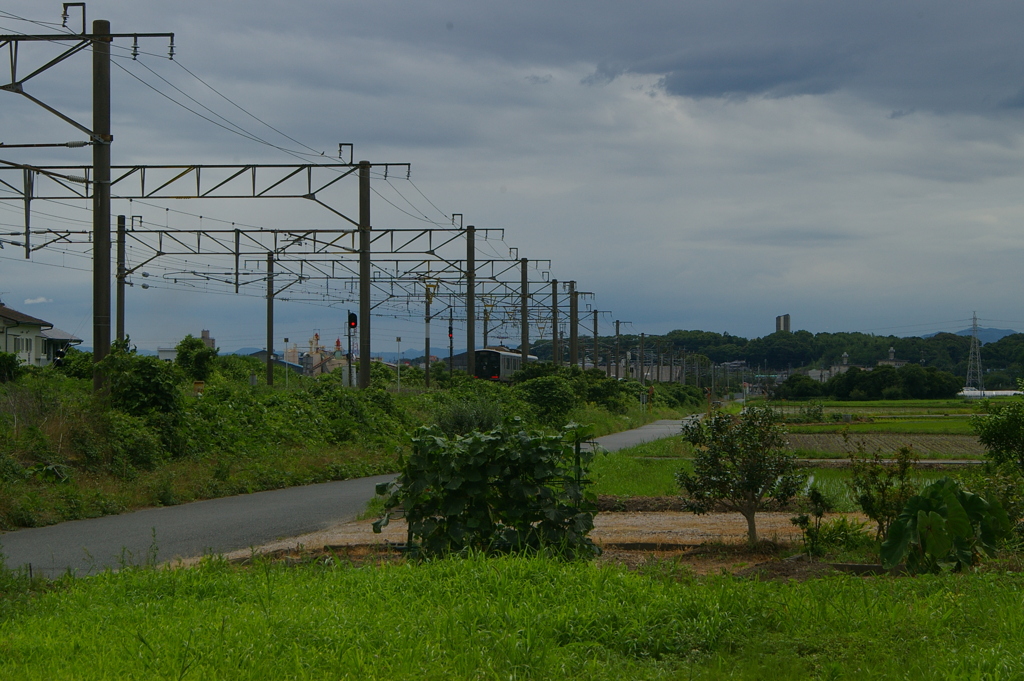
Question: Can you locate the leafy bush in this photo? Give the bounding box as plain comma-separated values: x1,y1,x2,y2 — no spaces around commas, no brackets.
881,477,1012,573
105,411,165,474
955,463,1024,540
373,423,599,558
972,399,1024,474
99,340,182,417
791,487,833,557
214,354,262,383
369,361,396,388
509,361,561,384
55,347,93,380
652,382,702,410
433,395,504,437
0,352,21,383
514,375,579,426
847,445,919,540
817,516,873,552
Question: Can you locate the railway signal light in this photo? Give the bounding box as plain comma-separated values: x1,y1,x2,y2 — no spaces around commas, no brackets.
448,324,453,339
348,312,357,329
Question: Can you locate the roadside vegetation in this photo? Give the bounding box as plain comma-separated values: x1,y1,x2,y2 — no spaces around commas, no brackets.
0,341,699,530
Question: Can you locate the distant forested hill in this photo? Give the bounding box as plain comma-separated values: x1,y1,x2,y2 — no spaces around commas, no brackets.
530,329,1024,386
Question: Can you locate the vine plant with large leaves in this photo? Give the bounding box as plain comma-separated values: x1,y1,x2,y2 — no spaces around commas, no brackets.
881,477,1011,573
373,421,599,558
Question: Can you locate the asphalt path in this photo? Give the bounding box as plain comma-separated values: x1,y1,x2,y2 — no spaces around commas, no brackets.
0,473,395,578
0,420,694,578
588,418,689,452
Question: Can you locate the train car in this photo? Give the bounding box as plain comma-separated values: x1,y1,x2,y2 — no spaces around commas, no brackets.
449,347,537,382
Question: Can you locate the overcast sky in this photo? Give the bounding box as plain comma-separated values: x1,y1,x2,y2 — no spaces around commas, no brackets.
3,1,1024,353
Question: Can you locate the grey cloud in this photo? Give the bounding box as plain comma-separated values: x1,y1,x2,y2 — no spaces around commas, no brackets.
654,46,857,100
690,225,862,248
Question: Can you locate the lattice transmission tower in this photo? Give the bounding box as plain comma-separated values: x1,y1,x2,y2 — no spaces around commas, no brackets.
965,311,984,395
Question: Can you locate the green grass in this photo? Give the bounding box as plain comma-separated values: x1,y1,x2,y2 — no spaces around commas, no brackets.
611,435,692,458
590,443,953,509
803,468,948,512
590,451,682,497
789,418,975,435
3,555,1024,679
573,404,691,438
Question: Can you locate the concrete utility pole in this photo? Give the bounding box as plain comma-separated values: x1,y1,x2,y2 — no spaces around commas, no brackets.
520,258,529,363
115,214,125,342
266,252,275,386
448,308,454,377
639,333,646,385
614,320,621,379
92,19,111,391
568,281,578,367
466,224,476,377
593,310,599,374
482,303,490,348
657,342,662,383
358,161,371,388
551,280,560,365
424,285,432,388
346,310,354,388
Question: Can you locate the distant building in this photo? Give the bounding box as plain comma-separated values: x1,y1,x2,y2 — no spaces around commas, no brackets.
775,314,791,333
0,301,82,367
248,350,303,373
158,330,217,362
876,346,908,369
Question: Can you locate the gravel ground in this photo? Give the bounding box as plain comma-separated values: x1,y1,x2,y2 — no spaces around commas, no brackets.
179,510,821,568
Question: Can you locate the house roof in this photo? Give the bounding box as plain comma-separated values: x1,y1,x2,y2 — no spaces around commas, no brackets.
0,304,52,328
41,327,83,343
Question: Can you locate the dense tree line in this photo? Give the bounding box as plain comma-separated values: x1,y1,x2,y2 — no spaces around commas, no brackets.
532,328,1024,385
773,364,964,400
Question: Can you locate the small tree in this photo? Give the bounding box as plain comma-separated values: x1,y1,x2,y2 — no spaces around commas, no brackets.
847,445,919,541
174,334,217,382
677,404,805,545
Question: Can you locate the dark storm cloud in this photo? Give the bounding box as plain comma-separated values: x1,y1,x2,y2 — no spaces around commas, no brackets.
279,0,1024,119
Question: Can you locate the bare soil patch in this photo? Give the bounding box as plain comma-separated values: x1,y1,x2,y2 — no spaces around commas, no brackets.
185,510,860,577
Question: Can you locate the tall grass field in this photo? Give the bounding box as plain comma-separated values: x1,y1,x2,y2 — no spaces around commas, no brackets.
1,555,1023,679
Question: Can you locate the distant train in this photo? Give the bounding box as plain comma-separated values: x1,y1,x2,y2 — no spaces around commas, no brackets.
449,347,537,382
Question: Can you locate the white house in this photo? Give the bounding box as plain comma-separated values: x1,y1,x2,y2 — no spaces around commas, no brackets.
0,301,83,367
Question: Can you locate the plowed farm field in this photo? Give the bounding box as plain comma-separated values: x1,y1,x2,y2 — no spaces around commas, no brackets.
787,432,984,457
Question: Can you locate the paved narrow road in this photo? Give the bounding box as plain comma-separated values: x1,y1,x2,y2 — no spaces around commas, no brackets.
0,419,692,578
588,418,688,452
0,474,395,578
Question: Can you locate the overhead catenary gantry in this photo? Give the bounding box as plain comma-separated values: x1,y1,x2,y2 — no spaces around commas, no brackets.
1,7,623,389
1,11,175,387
